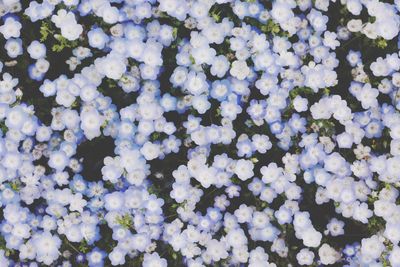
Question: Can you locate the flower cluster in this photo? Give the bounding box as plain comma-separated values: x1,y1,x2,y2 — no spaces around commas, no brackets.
0,0,400,266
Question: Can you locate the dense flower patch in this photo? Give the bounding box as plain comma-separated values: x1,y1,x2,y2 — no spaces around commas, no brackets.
0,0,400,266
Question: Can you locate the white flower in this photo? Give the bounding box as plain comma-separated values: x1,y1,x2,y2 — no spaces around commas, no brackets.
318,244,340,265
60,22,83,41
0,17,22,40
302,228,322,247
296,248,314,265
140,141,161,160
234,159,254,181
80,109,104,140
293,96,308,112
95,53,127,80
69,193,87,213
48,151,69,171
31,232,61,265
205,240,229,262
230,60,250,80
361,235,385,260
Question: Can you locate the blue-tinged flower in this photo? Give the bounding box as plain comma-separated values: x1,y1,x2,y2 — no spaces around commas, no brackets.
140,141,162,161
80,108,104,140
389,246,400,266
288,114,307,134
88,28,109,50
192,95,210,114
170,182,189,204
140,64,160,80
160,93,177,112
336,132,354,148
109,247,126,266
99,5,119,24
48,150,69,171
234,159,254,181
210,55,230,78
4,38,23,58
143,252,167,267
346,50,361,67
307,9,328,33
104,192,124,211
220,100,242,120
27,64,44,81
136,2,152,21
293,96,308,113
0,17,21,39
31,231,61,265
87,248,106,267
27,40,46,59
145,194,164,214
94,52,127,80
163,135,181,154
236,138,254,158
184,71,208,96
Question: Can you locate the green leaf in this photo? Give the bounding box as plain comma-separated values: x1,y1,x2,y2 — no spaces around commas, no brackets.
189,55,196,65
115,214,134,229
52,34,79,52
78,240,89,253
40,21,53,42
374,37,387,49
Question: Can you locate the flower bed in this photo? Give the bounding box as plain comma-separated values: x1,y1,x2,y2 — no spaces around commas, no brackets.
0,0,399,266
